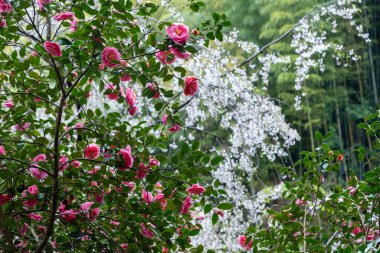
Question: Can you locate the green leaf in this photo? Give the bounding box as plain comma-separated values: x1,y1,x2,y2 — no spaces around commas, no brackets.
211,156,223,165
204,204,212,214
217,203,233,210
212,213,219,225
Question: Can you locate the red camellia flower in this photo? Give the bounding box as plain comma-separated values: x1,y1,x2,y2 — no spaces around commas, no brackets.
168,124,181,132
102,46,121,68
44,41,62,57
238,235,253,250
184,76,199,96
0,194,11,205
186,184,205,195
337,154,344,162
128,105,137,116
166,23,190,45
84,143,100,159
146,83,160,99
179,196,192,215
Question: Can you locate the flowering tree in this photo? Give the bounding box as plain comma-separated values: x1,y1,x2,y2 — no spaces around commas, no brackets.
0,0,231,252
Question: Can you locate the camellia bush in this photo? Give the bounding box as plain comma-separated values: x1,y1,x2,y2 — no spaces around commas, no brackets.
0,0,231,252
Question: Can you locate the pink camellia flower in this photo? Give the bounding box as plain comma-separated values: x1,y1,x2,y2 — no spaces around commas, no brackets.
120,74,131,82
54,12,77,31
121,181,135,192
27,185,39,195
149,157,160,167
32,154,47,163
238,235,253,251
84,143,100,159
347,186,356,195
119,146,134,169
94,192,104,203
15,122,31,131
214,208,224,217
128,105,137,116
184,76,198,96
162,114,168,125
72,160,81,168
142,190,154,203
74,122,84,128
162,247,169,253
0,18,5,28
120,60,127,67
51,240,58,249
166,23,190,45
81,202,94,212
125,88,136,106
171,46,191,59
190,211,205,220
179,196,192,215
0,145,6,155
136,163,150,179
20,223,29,235
88,207,100,221
146,83,160,99
105,83,119,100
37,0,52,10
2,99,13,108
352,227,362,235
88,166,100,174
168,124,181,133
99,63,105,70
58,202,66,213
295,198,307,205
61,209,78,223
154,193,167,209
110,220,120,228
140,223,154,239
155,182,163,189
23,199,38,208
44,41,62,57
186,184,205,195
0,194,11,205
59,155,69,171
156,49,176,64
28,213,42,221
0,0,12,13
29,167,48,180
102,46,121,68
